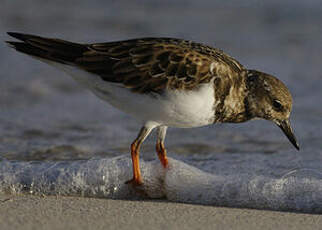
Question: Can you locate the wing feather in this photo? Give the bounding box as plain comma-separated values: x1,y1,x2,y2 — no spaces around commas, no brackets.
7,33,246,94
80,38,246,93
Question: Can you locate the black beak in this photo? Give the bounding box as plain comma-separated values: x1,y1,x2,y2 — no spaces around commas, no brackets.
276,119,299,150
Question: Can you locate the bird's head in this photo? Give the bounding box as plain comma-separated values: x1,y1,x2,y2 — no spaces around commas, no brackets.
246,69,299,150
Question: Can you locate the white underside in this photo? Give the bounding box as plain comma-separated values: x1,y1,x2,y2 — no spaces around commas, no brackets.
47,62,216,128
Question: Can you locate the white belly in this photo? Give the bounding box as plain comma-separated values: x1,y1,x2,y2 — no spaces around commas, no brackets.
49,63,216,128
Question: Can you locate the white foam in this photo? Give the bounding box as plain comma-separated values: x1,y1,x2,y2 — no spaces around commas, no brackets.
1,156,322,213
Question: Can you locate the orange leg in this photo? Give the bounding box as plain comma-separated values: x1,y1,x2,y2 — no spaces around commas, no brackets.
125,125,155,186
125,141,143,185
156,141,168,168
156,126,168,168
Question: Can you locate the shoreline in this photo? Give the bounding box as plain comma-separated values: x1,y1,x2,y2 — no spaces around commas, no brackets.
1,194,321,230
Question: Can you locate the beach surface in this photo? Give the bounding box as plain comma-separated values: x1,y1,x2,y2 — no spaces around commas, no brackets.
1,194,321,230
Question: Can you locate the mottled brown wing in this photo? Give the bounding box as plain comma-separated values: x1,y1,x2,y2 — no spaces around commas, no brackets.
7,33,245,94
76,38,245,93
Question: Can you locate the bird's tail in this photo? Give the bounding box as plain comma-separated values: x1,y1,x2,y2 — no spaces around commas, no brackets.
6,32,88,65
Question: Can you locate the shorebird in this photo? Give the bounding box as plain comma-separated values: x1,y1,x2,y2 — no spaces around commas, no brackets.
6,32,299,185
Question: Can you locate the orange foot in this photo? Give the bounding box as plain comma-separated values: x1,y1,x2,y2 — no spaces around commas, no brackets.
125,177,143,186
125,177,149,197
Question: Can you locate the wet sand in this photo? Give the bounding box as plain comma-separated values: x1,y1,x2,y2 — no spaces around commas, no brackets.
1,194,321,230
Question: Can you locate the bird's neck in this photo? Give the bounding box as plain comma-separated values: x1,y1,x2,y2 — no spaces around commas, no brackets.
213,73,254,123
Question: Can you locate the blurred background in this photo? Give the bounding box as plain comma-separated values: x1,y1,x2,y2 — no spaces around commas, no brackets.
0,0,321,173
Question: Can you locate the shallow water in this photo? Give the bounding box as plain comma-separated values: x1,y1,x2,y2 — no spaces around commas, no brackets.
2,156,322,213
0,0,322,213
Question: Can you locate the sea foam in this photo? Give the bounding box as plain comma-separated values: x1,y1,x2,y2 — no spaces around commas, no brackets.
1,156,322,213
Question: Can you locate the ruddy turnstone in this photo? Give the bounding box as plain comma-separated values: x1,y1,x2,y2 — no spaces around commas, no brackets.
6,32,299,185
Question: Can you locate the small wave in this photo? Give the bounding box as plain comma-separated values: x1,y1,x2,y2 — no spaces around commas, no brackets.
1,156,322,213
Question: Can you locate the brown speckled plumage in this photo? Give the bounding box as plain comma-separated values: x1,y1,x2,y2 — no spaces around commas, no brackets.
6,33,245,94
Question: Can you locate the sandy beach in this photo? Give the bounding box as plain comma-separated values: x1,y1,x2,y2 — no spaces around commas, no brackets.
1,194,321,230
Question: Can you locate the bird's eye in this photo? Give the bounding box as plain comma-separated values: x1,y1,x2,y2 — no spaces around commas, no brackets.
273,100,283,110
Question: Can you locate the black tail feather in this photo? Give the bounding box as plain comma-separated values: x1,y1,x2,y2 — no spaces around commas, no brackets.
6,32,88,64
7,32,35,42
6,41,57,62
